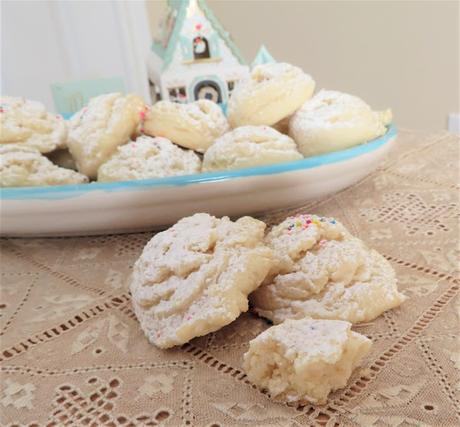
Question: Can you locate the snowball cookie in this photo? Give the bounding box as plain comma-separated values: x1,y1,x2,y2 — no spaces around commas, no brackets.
0,96,67,153
250,214,406,324
68,93,145,178
202,126,303,172
289,90,393,157
143,99,229,152
97,136,201,182
0,144,88,187
227,63,315,128
130,213,274,349
243,318,372,404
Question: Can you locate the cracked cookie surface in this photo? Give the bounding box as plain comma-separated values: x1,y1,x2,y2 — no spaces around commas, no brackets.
97,136,201,182
144,99,229,152
250,214,406,324
228,63,315,128
202,125,302,172
0,144,88,187
130,213,274,349
68,93,144,178
0,96,67,153
289,90,392,157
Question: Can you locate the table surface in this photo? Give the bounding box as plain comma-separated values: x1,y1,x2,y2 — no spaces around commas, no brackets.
1,129,459,427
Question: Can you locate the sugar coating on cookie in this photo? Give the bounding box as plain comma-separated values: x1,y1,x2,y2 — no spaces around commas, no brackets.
130,213,274,349
0,96,67,153
0,144,88,187
97,136,201,182
250,214,406,324
202,125,303,172
289,90,392,157
228,63,315,128
143,99,229,152
68,93,145,178
243,318,372,404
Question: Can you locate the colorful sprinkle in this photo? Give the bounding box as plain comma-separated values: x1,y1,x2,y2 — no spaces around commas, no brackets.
284,214,337,234
138,106,149,134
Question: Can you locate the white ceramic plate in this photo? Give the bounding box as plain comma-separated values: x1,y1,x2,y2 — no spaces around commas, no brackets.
0,126,396,236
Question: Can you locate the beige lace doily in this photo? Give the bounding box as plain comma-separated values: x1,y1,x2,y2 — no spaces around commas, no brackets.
1,129,459,426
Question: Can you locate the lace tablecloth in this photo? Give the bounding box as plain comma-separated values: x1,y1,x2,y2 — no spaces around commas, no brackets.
1,129,459,427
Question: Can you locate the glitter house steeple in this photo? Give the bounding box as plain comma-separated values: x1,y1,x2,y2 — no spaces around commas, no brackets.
147,0,250,109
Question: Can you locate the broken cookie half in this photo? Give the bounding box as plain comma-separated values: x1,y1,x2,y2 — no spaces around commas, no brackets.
243,318,372,404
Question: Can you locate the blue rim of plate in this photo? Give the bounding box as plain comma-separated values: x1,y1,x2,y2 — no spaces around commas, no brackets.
1,125,396,200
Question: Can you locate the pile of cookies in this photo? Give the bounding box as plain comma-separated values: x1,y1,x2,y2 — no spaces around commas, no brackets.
0,62,392,187
130,212,406,405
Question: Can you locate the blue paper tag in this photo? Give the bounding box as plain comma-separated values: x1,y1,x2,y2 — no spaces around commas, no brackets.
51,77,125,118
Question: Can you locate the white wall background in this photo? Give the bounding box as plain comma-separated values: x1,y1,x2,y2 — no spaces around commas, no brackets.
2,0,459,131
1,0,152,111
147,0,459,131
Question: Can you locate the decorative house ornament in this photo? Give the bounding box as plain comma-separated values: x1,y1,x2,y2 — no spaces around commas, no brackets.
252,45,276,68
147,0,250,109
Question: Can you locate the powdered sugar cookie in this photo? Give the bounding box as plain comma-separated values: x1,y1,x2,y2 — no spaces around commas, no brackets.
228,63,315,128
289,90,392,157
0,144,88,187
0,96,67,153
97,135,201,182
202,126,302,172
130,213,274,349
143,99,229,152
250,214,406,324
68,93,145,178
243,318,372,404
